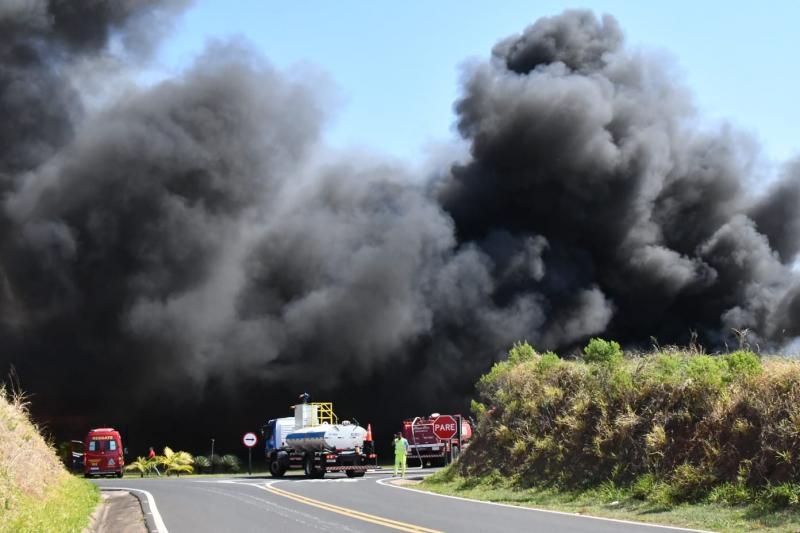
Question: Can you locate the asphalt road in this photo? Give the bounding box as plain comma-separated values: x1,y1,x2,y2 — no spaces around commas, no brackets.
93,469,708,533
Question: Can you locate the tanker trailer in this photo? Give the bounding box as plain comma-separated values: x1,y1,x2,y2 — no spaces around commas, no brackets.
261,400,375,478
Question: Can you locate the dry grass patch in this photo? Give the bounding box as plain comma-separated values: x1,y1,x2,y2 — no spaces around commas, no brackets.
460,341,800,508
0,384,99,531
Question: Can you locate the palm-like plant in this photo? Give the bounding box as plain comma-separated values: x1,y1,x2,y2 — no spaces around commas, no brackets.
193,455,211,473
158,447,194,476
125,456,152,477
221,454,242,473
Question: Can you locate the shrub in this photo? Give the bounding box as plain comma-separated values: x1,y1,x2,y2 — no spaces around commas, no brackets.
538,352,561,372
158,447,194,476
609,365,634,395
708,482,751,505
664,463,714,503
124,457,151,477
221,454,242,472
458,342,800,507
686,355,724,392
508,341,538,365
647,353,683,385
193,455,211,472
723,351,762,382
595,479,625,502
760,483,800,509
425,464,457,484
644,425,667,457
583,338,622,366
207,454,223,470
631,474,657,500
470,400,486,418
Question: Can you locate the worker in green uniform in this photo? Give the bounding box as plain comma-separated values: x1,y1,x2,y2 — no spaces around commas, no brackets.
393,432,409,477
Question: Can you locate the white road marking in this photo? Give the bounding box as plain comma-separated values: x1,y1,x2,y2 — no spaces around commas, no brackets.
289,478,359,483
112,487,169,533
375,477,715,533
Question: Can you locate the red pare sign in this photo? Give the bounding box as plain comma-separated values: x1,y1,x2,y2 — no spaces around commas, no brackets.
433,415,458,440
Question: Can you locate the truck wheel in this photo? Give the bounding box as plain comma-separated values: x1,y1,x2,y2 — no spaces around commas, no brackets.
345,470,365,478
116,471,124,478
304,455,325,479
269,459,287,478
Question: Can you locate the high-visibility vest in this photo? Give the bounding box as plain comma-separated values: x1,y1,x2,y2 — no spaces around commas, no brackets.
394,438,408,456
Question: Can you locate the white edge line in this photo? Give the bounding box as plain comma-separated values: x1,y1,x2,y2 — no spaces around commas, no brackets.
112,487,169,533
375,477,715,533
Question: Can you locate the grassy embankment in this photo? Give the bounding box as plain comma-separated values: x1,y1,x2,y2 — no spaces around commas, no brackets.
0,385,99,533
421,340,800,532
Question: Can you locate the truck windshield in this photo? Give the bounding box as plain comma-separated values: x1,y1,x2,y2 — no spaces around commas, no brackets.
89,439,117,452
263,424,274,446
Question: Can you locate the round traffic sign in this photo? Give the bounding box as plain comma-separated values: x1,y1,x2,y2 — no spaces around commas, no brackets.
242,432,258,448
433,415,458,440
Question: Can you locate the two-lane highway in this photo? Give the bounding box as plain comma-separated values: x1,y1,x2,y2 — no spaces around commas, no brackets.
94,471,709,533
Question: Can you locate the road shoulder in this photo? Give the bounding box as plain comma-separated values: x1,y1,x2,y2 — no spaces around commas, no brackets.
84,490,147,533
379,476,713,533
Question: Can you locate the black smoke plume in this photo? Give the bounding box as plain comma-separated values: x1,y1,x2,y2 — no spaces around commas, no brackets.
2,6,799,452
440,10,800,351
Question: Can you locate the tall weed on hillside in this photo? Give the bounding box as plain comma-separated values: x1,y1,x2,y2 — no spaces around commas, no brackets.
0,384,65,511
460,342,799,502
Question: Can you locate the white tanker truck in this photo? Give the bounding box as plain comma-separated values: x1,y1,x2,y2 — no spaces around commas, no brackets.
261,400,375,478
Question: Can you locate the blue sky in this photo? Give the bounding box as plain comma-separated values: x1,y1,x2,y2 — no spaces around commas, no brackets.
152,1,800,168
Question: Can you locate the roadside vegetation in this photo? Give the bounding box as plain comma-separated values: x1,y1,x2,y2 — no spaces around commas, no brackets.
421,340,800,532
0,384,99,532
125,449,243,477
190,453,243,475
125,446,195,477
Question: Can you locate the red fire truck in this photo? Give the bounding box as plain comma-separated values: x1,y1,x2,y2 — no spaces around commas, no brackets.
401,413,473,466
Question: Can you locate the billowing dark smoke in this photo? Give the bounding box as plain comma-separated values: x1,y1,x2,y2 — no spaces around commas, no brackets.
441,10,800,350
2,6,800,452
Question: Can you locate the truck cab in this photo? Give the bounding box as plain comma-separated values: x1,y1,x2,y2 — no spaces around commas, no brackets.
262,417,295,453
84,428,124,478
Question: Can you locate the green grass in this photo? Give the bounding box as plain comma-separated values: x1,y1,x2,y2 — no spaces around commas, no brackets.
420,471,800,532
0,475,100,533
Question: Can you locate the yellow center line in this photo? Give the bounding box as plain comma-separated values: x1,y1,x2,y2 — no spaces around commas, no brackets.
259,483,443,533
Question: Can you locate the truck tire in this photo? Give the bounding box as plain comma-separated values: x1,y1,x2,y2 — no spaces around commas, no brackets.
270,451,289,477
304,454,325,479
116,471,124,478
270,459,287,477
345,470,365,478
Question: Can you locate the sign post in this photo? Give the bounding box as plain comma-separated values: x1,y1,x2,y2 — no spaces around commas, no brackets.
242,432,258,475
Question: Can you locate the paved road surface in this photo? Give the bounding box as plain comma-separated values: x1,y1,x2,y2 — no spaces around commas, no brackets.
94,470,708,533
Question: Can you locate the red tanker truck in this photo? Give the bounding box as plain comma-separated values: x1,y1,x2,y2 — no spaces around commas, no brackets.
401,413,473,466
